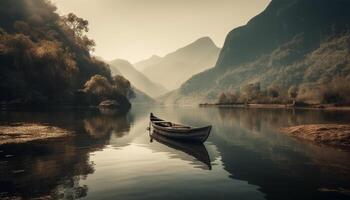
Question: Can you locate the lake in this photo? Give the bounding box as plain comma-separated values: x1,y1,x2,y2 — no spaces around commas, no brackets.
1,106,350,200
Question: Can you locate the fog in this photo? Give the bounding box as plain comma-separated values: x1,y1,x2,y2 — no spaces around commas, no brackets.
51,0,270,62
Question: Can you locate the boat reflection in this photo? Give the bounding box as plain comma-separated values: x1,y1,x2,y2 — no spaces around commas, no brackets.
150,131,212,170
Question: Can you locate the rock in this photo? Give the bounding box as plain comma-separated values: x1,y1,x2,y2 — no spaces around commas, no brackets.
0,123,70,145
280,124,350,147
99,100,120,108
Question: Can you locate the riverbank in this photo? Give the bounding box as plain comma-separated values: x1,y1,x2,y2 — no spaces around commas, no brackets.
280,124,350,148
199,103,350,111
0,123,71,145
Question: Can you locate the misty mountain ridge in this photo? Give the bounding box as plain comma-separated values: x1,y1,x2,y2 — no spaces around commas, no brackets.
109,59,167,98
142,37,221,90
134,55,162,71
163,0,350,104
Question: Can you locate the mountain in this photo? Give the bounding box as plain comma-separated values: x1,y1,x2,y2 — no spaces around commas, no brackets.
131,88,156,105
134,55,162,71
109,59,167,98
163,0,350,105
142,37,221,90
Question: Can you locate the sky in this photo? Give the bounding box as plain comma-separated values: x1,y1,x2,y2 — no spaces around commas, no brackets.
51,0,271,63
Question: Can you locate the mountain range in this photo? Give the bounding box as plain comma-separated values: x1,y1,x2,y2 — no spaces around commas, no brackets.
134,55,162,71
163,0,350,104
142,37,221,90
109,59,167,98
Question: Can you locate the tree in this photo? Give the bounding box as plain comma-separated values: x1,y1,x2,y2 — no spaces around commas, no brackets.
267,85,280,98
112,75,132,97
63,13,89,38
241,82,261,102
62,13,95,51
288,86,298,105
83,75,113,98
226,92,238,104
218,92,228,104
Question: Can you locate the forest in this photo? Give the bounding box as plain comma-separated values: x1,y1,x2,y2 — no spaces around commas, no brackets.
0,0,132,109
216,33,350,106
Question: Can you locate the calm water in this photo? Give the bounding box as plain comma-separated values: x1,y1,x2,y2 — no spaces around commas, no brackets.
1,106,350,200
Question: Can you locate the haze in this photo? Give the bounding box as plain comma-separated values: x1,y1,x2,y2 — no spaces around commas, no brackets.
51,0,270,62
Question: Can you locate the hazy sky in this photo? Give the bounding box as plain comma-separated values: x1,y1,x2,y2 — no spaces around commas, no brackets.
51,0,271,62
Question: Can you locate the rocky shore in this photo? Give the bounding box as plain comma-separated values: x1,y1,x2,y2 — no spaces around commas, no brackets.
0,123,71,145
280,124,350,148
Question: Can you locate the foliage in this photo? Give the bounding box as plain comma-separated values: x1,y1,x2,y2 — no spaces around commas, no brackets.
267,85,280,99
241,83,261,102
0,0,132,108
172,0,350,105
288,86,298,99
218,93,228,104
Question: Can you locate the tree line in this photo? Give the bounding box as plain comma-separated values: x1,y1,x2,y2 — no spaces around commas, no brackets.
218,77,350,106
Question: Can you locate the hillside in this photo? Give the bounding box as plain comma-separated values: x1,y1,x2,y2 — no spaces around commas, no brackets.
131,88,156,105
164,0,350,105
0,0,132,109
109,59,167,98
134,55,162,71
142,37,221,90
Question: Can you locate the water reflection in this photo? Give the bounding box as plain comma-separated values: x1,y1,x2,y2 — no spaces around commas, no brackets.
147,107,350,199
0,109,131,199
204,108,350,200
0,107,349,200
149,132,212,170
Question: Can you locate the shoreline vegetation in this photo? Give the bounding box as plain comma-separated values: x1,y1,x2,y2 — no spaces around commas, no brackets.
200,81,350,111
199,103,350,111
199,83,350,148
0,123,70,145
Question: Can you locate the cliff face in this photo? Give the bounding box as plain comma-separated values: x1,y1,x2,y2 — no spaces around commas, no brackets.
216,0,350,69
164,0,350,104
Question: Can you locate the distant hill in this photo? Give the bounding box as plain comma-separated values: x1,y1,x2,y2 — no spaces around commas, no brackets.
109,59,167,98
131,88,156,105
163,0,350,105
142,37,221,90
134,55,162,71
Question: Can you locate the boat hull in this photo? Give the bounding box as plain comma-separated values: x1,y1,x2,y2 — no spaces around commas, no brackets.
151,122,211,143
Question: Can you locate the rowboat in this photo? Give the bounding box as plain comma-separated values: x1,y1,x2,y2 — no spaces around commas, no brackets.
149,113,212,143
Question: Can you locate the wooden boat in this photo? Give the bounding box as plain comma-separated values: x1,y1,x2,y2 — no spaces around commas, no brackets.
150,113,212,143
